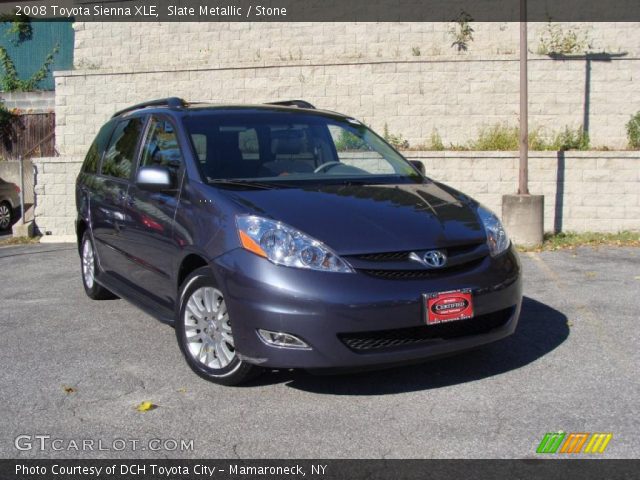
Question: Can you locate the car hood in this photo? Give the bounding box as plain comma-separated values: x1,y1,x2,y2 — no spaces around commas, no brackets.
223,182,486,255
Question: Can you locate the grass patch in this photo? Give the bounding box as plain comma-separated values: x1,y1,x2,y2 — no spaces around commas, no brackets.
0,235,41,246
518,231,640,252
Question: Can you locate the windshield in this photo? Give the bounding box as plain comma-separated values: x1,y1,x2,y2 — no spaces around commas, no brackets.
183,110,421,186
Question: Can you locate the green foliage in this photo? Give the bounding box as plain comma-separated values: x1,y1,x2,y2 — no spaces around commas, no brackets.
0,44,59,91
411,46,421,57
551,126,590,151
472,123,519,150
334,129,367,151
415,124,592,151
383,123,409,150
425,129,445,151
2,12,33,45
449,11,474,52
0,100,18,150
626,111,640,149
537,22,588,55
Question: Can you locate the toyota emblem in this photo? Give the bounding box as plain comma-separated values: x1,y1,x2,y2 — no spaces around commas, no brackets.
422,250,447,268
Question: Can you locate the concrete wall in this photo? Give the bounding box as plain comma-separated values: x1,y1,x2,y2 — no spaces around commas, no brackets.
33,152,640,240
0,91,54,113
408,151,640,233
56,21,640,156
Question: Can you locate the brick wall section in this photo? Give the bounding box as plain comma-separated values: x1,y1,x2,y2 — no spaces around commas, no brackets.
406,151,640,233
53,55,639,156
33,157,82,239
33,152,640,239
0,91,55,113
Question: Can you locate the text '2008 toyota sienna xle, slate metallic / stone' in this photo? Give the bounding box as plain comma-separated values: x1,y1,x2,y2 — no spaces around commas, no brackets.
76,98,522,385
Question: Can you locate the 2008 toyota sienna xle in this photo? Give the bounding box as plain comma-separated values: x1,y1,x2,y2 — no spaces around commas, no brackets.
76,98,522,385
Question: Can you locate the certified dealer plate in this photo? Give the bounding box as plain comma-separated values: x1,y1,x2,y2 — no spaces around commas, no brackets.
425,289,474,325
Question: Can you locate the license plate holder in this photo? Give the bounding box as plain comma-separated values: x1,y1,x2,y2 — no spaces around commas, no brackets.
424,289,474,325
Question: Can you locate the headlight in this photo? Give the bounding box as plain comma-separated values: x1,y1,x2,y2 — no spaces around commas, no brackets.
477,206,510,257
236,215,354,273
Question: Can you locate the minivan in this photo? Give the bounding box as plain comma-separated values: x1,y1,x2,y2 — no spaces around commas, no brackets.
76,98,522,385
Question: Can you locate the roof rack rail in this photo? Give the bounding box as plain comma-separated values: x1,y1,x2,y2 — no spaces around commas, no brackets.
266,100,316,109
112,97,187,118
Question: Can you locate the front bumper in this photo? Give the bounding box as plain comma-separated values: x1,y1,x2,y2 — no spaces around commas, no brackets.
212,246,522,369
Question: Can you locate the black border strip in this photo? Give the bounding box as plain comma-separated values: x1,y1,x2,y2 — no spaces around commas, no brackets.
2,0,640,22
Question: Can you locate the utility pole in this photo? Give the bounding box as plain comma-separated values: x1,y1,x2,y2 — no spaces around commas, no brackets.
502,0,543,247
519,0,529,195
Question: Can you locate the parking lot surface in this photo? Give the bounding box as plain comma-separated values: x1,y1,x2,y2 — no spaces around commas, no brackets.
1,243,638,458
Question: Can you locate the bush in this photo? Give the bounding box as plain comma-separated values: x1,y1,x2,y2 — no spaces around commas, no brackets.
626,112,640,149
419,130,445,151
471,123,519,151
550,126,590,151
334,129,367,151
383,123,410,150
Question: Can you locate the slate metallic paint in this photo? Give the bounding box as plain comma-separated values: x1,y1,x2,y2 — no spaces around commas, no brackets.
76,104,522,371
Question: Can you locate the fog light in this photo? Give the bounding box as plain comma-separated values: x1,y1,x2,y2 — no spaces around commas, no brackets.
257,329,310,349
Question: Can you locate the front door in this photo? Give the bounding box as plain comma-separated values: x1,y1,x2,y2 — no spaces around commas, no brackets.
119,115,184,310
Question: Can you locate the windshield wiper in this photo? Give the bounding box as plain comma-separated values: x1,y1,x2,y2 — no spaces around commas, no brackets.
208,179,281,190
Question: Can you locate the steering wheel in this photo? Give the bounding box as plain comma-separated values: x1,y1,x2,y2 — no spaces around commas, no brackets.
314,161,342,173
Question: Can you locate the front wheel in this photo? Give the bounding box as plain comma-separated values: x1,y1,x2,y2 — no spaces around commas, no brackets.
176,267,260,386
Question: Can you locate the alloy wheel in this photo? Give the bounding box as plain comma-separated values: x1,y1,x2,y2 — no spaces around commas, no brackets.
0,204,10,229
184,287,236,369
82,239,95,289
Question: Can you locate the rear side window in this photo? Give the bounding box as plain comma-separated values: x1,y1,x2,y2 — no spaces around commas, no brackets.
82,121,116,174
140,116,183,170
101,117,145,180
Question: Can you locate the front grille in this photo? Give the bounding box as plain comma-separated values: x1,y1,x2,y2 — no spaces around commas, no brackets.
346,242,488,280
355,251,410,262
338,307,514,352
361,258,484,280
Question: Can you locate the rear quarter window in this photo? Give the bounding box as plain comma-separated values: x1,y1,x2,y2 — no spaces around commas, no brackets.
82,120,116,174
101,117,145,180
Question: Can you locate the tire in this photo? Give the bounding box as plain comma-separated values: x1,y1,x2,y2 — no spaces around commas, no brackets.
176,267,260,386
80,232,117,300
0,201,12,231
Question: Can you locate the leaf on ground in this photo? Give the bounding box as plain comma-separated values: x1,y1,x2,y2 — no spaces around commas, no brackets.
177,388,187,394
135,401,158,412
63,386,77,394
567,320,574,327
635,276,640,281
585,271,597,278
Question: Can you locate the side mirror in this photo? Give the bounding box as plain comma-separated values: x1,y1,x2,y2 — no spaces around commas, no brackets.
136,166,175,191
410,160,425,175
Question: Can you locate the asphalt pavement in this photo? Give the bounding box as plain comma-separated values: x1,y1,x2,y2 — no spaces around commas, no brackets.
0,243,638,458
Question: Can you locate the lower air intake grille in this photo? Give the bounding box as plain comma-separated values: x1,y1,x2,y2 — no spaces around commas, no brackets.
339,307,514,352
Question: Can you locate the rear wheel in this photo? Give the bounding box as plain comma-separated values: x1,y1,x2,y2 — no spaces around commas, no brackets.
0,202,12,230
176,267,260,386
81,232,117,300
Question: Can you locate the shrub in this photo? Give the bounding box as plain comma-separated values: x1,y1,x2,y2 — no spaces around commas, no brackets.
471,123,519,151
334,129,367,151
418,129,445,151
536,22,588,55
626,112,640,149
550,126,590,151
383,123,410,150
